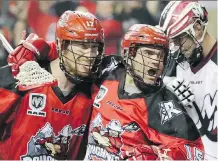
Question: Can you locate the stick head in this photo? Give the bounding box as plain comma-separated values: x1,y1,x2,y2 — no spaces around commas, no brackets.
15,61,58,91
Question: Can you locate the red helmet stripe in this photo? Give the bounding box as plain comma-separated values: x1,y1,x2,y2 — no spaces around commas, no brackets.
159,1,181,31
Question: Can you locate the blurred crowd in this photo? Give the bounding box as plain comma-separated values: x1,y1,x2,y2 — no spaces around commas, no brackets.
0,0,168,66
0,1,216,67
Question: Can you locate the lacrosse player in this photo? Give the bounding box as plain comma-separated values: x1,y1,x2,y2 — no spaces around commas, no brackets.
83,24,204,160
0,10,104,160
159,1,217,159
5,9,205,160
5,23,204,161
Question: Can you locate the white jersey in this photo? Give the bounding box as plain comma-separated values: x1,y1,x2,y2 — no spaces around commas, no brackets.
176,44,217,160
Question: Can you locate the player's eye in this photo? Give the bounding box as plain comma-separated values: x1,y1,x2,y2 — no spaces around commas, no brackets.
141,50,154,56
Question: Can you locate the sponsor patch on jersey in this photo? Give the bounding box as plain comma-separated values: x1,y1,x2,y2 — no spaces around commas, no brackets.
27,93,47,117
159,100,183,125
93,85,108,108
107,101,123,111
52,108,71,115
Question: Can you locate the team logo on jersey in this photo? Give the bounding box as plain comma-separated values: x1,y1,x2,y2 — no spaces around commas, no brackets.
27,93,47,117
159,100,183,125
196,90,217,142
93,85,108,108
21,122,86,161
85,113,140,160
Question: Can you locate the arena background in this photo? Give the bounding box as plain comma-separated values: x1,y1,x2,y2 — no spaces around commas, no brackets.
0,0,217,67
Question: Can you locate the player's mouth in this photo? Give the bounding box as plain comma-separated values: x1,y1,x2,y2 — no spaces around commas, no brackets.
147,68,158,76
79,57,94,65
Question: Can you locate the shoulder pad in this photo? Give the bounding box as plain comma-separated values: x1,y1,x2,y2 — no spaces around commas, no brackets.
146,86,200,141
0,66,16,89
100,55,123,75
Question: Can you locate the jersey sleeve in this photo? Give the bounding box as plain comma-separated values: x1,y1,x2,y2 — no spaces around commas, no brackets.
133,87,204,160
0,66,21,141
0,65,17,90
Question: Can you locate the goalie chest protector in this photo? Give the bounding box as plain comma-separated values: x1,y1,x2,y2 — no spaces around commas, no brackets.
84,64,201,160
0,84,92,160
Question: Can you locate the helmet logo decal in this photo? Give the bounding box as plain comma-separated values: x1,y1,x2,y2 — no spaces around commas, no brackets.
86,21,94,27
58,13,69,28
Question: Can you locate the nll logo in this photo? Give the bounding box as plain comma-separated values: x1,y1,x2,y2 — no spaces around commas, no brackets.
28,93,47,117
93,85,108,108
159,100,182,125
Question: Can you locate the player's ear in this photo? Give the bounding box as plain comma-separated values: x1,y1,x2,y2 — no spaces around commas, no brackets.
193,21,204,41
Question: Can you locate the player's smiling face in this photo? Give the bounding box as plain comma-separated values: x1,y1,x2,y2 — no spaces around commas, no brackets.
132,46,165,85
61,41,99,77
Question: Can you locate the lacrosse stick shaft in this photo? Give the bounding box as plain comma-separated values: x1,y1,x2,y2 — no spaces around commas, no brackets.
0,33,14,54
0,33,14,69
0,64,10,69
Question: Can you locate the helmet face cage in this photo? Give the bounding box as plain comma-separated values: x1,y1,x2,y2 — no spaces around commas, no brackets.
55,10,105,82
169,29,203,69
124,43,170,86
57,39,103,82
170,33,192,62
160,1,208,40
159,1,208,68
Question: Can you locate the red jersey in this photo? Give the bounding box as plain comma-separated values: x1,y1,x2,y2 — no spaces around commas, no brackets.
84,56,204,160
0,66,92,160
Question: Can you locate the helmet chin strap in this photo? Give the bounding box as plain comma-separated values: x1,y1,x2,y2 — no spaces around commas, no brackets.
187,32,204,68
188,20,208,67
125,63,162,95
132,74,162,95
187,44,203,67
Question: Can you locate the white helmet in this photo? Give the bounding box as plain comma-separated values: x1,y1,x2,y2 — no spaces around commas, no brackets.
159,1,208,41
159,1,208,67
